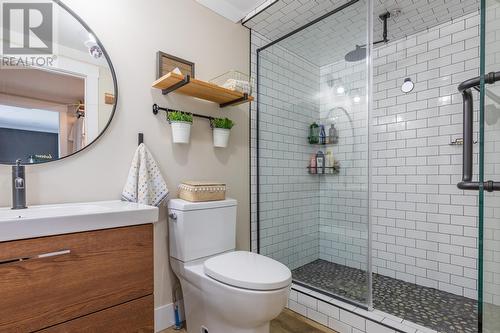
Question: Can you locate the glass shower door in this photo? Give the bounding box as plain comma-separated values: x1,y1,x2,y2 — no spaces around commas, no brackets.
480,0,500,331
255,0,373,308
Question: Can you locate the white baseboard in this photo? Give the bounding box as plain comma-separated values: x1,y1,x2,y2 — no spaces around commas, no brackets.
155,303,175,332
155,301,185,332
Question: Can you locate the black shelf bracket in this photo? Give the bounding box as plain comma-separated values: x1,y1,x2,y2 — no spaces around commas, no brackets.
162,74,190,95
220,93,249,108
152,104,214,127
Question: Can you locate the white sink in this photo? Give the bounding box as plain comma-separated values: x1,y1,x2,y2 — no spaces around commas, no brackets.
0,200,159,242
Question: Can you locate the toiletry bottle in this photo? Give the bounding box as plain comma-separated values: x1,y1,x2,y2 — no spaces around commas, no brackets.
316,151,325,174
309,154,317,174
325,151,332,174
320,125,326,145
309,123,320,144
329,123,338,144
328,150,336,173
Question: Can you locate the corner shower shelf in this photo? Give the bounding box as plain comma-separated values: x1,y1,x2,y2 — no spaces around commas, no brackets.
152,72,254,108
307,166,340,175
309,142,337,146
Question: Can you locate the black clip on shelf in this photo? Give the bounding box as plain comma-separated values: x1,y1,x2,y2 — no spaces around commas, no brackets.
152,104,214,127
220,93,249,108
162,74,190,95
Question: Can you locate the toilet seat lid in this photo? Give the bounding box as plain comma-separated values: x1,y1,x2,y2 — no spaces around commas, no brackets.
204,251,292,291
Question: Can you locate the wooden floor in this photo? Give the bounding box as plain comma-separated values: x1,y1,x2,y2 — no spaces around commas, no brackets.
160,309,337,333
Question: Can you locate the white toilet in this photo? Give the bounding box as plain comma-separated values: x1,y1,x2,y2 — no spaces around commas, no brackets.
168,198,292,333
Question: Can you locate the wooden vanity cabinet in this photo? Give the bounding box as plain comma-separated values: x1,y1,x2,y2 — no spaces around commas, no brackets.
0,224,154,333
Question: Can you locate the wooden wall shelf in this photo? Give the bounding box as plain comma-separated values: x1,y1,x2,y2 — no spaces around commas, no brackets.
152,72,254,108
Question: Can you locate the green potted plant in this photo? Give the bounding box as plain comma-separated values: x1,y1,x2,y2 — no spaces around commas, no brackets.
211,117,234,148
168,111,193,144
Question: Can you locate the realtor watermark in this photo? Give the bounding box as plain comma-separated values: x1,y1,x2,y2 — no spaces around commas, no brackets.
1,1,56,68
2,54,55,66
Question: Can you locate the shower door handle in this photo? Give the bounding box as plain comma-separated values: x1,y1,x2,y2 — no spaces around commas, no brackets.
457,72,500,192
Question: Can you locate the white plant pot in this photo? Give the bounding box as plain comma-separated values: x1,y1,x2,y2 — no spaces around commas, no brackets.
213,128,231,148
171,121,192,144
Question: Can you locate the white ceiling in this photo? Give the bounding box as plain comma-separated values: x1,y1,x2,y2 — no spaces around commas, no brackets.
196,0,269,22
0,105,59,133
0,68,85,105
246,0,480,66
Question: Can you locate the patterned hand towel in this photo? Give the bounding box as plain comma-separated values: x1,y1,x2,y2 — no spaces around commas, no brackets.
122,143,168,206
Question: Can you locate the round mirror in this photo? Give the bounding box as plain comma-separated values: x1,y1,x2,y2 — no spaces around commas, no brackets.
401,78,414,93
0,0,117,165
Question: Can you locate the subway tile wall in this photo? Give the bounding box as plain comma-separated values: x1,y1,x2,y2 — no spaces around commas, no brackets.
318,61,370,270
251,10,492,301
369,11,480,299
252,31,322,270
315,11,481,298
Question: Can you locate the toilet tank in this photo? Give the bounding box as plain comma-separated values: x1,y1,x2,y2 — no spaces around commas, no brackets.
168,198,237,262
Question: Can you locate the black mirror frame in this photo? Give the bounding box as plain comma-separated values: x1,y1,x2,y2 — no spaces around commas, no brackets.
2,0,118,166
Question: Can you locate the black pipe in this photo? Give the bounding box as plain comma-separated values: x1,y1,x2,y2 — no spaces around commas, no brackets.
152,104,214,123
458,181,500,192
458,71,500,92
380,12,390,43
353,12,391,48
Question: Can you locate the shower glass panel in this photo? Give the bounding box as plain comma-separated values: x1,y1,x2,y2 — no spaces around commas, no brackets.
257,0,373,307
480,0,500,331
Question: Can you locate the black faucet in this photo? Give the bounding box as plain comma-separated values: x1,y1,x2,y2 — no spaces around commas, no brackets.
12,159,27,210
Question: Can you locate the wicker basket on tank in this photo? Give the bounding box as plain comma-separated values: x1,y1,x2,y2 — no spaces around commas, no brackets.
178,181,226,202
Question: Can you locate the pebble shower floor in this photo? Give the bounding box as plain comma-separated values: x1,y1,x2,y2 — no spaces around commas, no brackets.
293,260,479,333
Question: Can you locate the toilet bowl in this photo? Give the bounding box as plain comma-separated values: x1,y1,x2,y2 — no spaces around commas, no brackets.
168,199,292,333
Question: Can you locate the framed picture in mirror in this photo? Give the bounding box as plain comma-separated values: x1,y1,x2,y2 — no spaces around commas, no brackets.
157,51,195,79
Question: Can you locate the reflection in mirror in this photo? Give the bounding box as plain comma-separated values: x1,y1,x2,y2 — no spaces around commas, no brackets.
0,1,117,165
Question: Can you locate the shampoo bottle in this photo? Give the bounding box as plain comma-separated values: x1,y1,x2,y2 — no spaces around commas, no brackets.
320,125,326,145
328,150,336,173
325,150,332,174
329,123,338,144
316,151,325,174
309,154,317,174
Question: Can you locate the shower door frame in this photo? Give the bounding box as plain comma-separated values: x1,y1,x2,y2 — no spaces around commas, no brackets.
254,0,375,310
